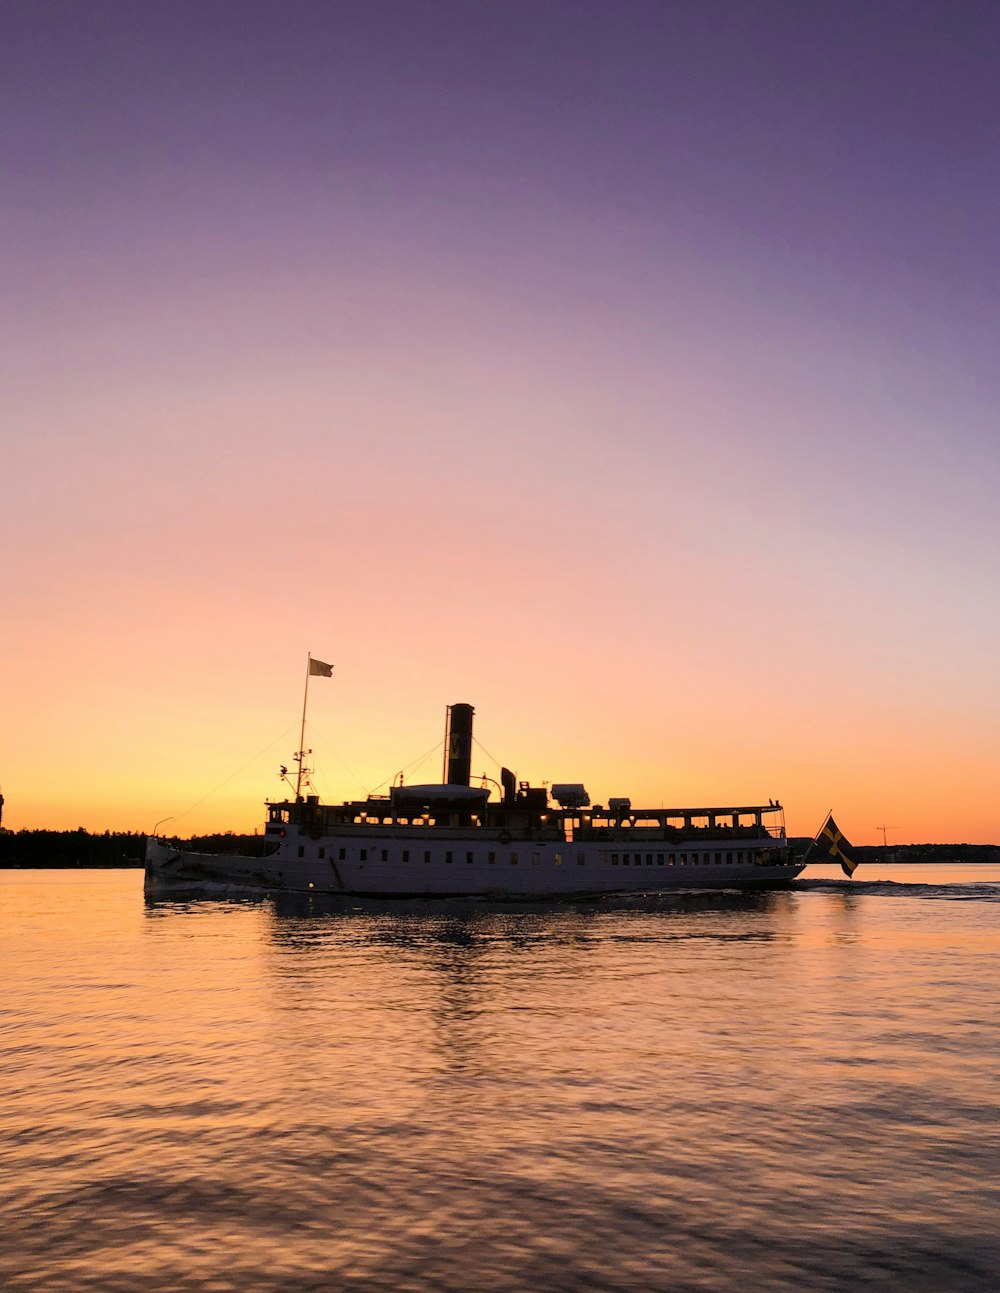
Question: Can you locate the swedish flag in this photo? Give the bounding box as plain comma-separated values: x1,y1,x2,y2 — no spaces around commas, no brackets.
810,813,859,877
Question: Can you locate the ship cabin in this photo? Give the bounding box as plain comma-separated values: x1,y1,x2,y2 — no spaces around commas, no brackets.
264,788,786,846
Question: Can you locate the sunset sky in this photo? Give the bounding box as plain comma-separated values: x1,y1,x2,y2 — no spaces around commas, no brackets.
4,1,998,842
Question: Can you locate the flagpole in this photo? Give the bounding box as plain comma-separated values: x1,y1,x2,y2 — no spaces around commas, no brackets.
296,653,311,801
801,809,833,865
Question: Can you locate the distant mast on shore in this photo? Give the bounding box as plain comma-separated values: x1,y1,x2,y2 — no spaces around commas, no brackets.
876,823,899,863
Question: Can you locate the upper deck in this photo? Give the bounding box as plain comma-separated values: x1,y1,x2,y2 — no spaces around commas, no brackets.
266,792,786,844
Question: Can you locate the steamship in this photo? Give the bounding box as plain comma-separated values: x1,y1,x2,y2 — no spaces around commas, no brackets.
145,702,804,898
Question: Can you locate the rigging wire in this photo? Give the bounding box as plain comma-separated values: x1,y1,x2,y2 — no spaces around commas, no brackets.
310,726,375,798
472,735,506,773
304,753,330,804
169,723,299,829
367,738,444,795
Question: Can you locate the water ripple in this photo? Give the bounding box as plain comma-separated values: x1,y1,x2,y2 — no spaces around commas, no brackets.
1,868,999,1291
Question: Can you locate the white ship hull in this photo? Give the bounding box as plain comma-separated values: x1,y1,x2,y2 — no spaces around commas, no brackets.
145,832,804,899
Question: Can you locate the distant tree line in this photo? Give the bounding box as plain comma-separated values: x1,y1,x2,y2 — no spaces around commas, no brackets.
788,840,1000,864
167,833,276,857
0,830,274,868
0,831,996,868
0,829,146,868
860,842,1000,864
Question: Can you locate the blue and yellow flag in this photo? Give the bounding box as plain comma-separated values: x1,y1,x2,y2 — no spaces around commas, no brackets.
811,813,859,877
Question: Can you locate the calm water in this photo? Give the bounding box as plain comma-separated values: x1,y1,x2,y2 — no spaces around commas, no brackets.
2,865,999,1292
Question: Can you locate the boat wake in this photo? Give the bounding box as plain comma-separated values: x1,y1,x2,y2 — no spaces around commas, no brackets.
795,876,1000,901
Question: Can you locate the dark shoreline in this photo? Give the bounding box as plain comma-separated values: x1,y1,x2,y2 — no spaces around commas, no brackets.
0,830,272,869
1,831,998,869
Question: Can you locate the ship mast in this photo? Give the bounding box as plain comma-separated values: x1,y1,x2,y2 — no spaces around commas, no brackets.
294,654,313,800
292,652,333,799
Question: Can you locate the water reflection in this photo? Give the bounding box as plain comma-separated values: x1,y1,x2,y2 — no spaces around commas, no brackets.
145,884,792,926
4,871,998,1292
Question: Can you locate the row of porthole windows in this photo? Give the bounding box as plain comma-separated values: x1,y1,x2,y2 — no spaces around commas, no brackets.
295,844,757,866
610,851,748,865
297,846,585,866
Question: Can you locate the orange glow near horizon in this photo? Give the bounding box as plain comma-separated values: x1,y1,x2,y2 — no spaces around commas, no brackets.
4,643,998,844
4,323,999,845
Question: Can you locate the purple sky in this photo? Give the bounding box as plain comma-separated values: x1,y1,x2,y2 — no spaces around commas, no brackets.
8,2,999,310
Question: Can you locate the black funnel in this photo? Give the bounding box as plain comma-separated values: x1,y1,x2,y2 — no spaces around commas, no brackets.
444,703,474,786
